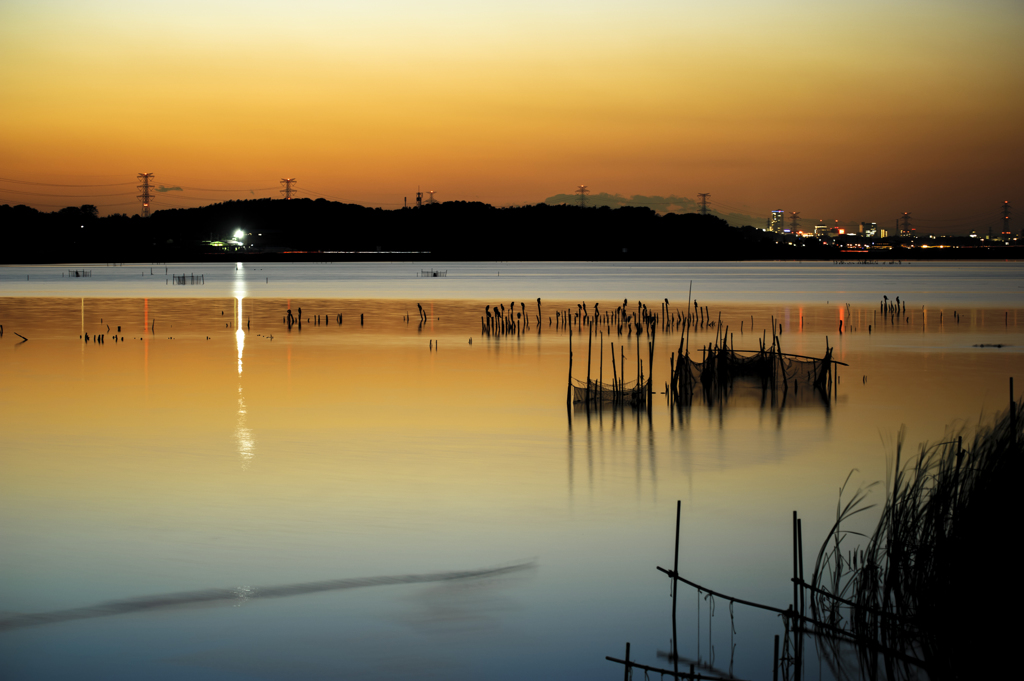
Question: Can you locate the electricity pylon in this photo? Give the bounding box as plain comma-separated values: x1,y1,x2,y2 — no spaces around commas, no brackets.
576,185,589,208
280,178,296,200
697,193,710,216
137,173,154,218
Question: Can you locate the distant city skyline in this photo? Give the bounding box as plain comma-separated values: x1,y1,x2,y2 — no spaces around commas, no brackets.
1,1,1020,236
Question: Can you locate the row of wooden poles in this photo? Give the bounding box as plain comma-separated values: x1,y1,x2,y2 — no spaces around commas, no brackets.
558,298,720,338
864,297,986,333
480,297,724,340
81,321,127,344
839,298,1002,336
283,308,362,330
480,299,538,337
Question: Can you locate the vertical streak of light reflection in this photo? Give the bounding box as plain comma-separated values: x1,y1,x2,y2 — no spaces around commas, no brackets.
235,264,254,469
143,298,149,393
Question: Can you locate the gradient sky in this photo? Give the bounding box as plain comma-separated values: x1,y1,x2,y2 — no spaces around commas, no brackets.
1,0,1021,231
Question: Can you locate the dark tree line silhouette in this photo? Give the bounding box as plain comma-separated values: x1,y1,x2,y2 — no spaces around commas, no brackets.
1,197,830,262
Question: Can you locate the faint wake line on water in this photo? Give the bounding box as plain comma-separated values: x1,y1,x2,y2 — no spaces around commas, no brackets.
0,562,534,632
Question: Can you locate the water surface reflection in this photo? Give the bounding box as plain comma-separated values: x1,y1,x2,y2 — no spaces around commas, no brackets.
0,295,1020,680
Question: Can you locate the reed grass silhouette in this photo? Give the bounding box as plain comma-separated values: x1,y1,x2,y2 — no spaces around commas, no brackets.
810,401,1021,680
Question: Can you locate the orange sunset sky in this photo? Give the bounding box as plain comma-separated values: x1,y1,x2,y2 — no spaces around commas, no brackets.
1,0,1021,231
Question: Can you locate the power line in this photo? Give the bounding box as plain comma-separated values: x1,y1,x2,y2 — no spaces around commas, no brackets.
147,191,223,200
911,212,1000,223
0,188,136,198
0,177,135,188
3,200,140,209
157,182,279,192
297,187,355,202
705,198,758,212
297,187,403,205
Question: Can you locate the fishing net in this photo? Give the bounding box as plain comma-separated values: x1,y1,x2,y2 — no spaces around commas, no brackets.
571,377,649,404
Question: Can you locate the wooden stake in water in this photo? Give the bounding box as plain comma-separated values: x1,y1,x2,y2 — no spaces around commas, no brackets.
797,518,805,619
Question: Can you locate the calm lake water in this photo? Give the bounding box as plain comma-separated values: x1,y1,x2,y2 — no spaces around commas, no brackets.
1,261,1022,680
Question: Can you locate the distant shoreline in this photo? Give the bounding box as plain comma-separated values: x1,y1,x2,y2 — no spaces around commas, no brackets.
3,252,1022,265
2,198,1019,264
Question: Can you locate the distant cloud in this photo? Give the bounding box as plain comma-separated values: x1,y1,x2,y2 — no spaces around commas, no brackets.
542,192,762,227
543,192,695,213
155,185,182,193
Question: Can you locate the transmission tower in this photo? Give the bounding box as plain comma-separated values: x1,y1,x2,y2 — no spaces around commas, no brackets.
416,187,423,208
900,212,912,237
575,185,589,208
137,172,154,218
280,178,297,200
697,193,710,216
790,211,800,231
1001,200,1011,239
427,190,437,205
